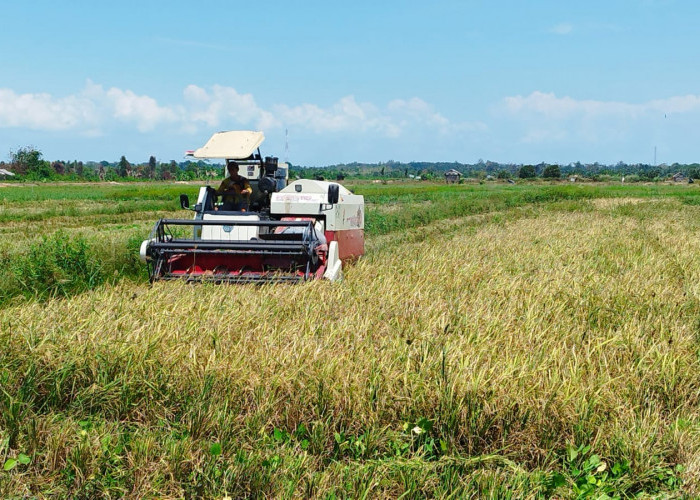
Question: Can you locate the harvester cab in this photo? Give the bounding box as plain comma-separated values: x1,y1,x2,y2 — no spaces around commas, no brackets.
140,131,364,283
179,130,288,213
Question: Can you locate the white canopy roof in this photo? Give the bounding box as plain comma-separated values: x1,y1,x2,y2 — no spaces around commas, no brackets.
191,130,265,159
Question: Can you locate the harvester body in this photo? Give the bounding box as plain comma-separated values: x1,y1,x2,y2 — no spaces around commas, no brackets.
140,131,364,283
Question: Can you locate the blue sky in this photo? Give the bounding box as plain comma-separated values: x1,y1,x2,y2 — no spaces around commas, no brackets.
1,0,698,166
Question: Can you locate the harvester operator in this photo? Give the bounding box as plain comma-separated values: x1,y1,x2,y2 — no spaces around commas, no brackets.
216,161,252,211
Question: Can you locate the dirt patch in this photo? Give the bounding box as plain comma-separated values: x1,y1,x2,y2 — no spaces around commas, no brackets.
591,197,653,209
0,183,36,188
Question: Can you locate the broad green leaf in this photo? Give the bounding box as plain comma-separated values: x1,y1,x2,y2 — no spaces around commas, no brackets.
551,472,566,488
3,458,17,471
417,417,433,432
17,454,30,465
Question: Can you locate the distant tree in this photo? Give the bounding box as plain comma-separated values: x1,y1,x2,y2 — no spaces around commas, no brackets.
183,161,201,179
640,167,661,181
10,147,52,179
134,164,148,178
162,170,173,180
148,155,157,179
117,156,130,177
496,170,511,179
9,147,36,175
542,164,561,179
51,161,66,175
518,165,536,179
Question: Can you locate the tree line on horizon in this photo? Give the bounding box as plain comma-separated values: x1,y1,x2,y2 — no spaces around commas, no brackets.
1,147,222,182
3,146,700,183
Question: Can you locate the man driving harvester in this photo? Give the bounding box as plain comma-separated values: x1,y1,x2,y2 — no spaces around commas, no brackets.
216,160,252,211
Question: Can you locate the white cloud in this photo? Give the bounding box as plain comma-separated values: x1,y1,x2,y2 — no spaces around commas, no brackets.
388,97,449,127
503,91,700,119
387,97,486,134
183,84,263,128
106,89,178,132
0,89,96,130
0,81,483,142
272,96,398,136
83,80,179,132
550,23,573,35
648,95,700,114
500,91,700,145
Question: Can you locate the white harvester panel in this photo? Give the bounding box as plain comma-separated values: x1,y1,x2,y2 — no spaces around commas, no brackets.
200,214,260,241
270,180,364,230
191,131,265,159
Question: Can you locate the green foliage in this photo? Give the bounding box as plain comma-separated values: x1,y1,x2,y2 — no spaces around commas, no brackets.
3,453,31,471
148,155,157,179
10,230,104,299
401,417,444,459
117,156,130,177
553,443,684,498
640,167,661,181
518,164,537,178
209,442,222,456
11,147,53,180
496,169,511,179
542,164,562,178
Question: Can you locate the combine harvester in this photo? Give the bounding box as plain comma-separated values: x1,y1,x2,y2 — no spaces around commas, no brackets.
140,131,364,283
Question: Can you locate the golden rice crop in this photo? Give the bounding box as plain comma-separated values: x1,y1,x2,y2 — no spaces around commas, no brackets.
1,196,700,497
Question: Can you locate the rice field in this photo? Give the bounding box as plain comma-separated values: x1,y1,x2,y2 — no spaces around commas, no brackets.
2,181,700,498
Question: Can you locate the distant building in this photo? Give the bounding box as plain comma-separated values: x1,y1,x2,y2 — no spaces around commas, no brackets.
444,169,462,183
0,168,15,179
672,172,686,182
